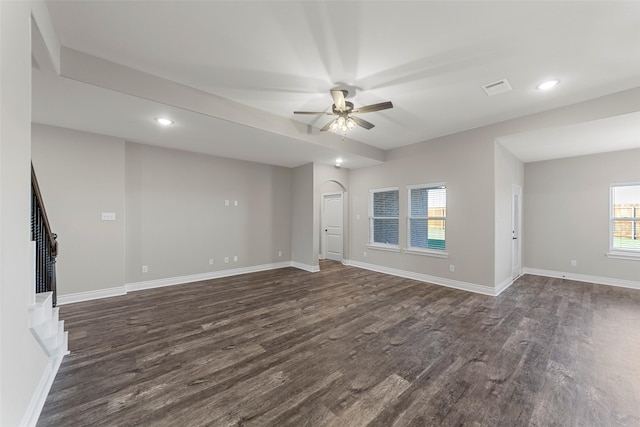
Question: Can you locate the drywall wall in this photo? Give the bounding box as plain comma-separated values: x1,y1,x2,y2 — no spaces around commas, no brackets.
31,127,293,292
31,124,126,295
290,163,316,270
524,148,640,282
0,3,49,426
125,142,292,283
349,133,497,288
494,143,524,287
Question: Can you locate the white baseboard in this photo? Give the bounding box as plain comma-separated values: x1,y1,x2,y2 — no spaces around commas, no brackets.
523,268,640,290
126,262,293,292
57,262,304,304
57,286,126,305
346,260,503,296
495,275,519,296
290,262,320,273
21,352,65,427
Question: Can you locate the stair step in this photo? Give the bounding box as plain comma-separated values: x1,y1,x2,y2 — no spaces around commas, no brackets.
29,293,68,358
29,292,54,328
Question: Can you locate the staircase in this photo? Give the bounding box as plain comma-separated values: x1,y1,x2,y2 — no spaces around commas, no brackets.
29,291,68,358
24,166,68,427
29,164,68,363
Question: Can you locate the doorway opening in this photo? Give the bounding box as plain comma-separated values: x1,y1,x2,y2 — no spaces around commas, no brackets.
321,192,344,263
512,184,523,279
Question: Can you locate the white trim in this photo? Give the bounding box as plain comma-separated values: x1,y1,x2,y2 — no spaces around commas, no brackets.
57,286,127,305
609,183,640,255
367,243,401,253
403,247,448,258
290,262,320,273
606,251,640,261
406,182,446,190
406,183,447,254
20,353,65,427
523,267,640,290
369,187,400,248
495,274,519,296
369,186,399,194
321,192,344,262
58,262,296,304
348,260,505,296
126,262,294,291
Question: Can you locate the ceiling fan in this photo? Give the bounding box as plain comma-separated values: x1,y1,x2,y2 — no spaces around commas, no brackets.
294,90,393,133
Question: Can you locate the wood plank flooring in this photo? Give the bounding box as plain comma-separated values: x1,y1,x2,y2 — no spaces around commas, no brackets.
37,261,640,426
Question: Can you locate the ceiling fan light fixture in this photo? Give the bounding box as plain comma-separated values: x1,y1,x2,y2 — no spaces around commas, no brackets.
293,89,393,134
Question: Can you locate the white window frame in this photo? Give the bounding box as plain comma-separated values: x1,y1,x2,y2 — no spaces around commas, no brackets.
607,182,640,261
404,183,448,258
368,187,400,252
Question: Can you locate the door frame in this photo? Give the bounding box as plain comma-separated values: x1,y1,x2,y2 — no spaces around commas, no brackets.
321,192,344,261
512,184,523,279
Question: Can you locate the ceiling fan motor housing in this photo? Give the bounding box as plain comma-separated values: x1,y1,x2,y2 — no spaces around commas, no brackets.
333,101,354,114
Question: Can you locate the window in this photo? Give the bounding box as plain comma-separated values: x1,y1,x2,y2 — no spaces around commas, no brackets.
610,183,640,255
369,188,399,247
407,184,446,251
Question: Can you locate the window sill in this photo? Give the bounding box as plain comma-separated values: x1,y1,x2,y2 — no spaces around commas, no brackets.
606,251,640,261
367,243,400,253
403,247,449,258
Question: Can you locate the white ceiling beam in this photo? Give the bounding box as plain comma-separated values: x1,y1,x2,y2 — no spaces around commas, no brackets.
59,47,386,164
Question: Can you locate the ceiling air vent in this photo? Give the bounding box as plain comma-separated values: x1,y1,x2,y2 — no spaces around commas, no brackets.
481,78,512,96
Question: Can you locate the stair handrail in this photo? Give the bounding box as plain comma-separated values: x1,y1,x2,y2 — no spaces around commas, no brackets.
31,164,57,255
31,163,58,306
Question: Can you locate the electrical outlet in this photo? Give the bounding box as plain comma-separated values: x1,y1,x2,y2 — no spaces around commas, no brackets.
225,200,230,206
571,260,577,267
209,259,214,265
142,265,148,273
278,250,282,257
363,251,367,258
233,256,238,262
234,200,238,206
356,214,361,220
449,265,455,272
224,257,229,264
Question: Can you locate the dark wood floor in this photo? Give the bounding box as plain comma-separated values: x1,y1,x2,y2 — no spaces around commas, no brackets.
38,261,640,426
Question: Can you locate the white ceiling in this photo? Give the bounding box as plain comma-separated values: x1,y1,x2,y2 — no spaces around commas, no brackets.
33,1,640,168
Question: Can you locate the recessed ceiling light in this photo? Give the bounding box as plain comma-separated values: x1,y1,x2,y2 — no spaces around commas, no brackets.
155,117,173,126
537,80,560,91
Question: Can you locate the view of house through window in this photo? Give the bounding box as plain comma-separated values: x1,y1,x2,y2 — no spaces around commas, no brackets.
370,188,399,245
408,185,447,250
610,184,640,252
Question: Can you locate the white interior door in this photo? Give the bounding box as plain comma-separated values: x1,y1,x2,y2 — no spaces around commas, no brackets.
322,193,343,262
512,184,522,279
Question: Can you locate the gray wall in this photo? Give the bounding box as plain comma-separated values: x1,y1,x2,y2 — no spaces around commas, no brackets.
524,148,640,281
494,143,525,285
32,124,126,295
31,125,292,294
290,163,315,269
31,89,640,297
1,3,50,425
125,142,291,283
349,134,497,288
